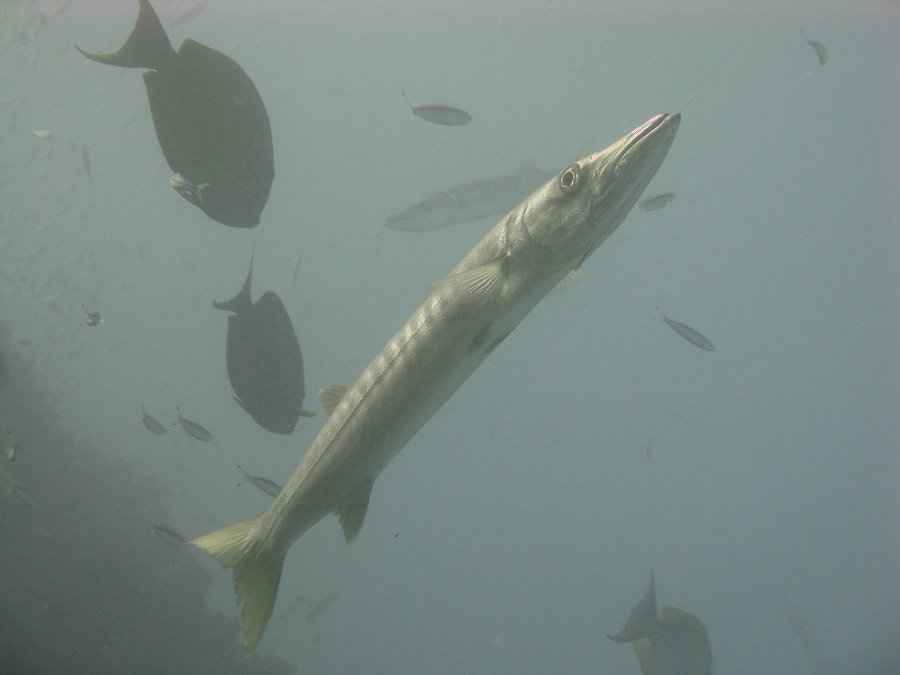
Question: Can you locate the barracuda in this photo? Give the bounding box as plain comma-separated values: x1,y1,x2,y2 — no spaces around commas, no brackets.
192,113,681,651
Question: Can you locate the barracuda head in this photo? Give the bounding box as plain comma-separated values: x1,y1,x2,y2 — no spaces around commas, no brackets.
522,114,680,269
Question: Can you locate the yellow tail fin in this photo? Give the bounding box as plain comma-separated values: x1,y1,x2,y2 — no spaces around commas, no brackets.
191,517,285,652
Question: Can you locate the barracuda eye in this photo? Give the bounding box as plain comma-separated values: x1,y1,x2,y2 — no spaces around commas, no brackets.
559,164,580,191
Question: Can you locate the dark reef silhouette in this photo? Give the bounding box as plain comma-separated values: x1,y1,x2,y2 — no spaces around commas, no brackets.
0,328,293,674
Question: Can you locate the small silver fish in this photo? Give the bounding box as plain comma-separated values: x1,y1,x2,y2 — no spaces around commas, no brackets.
237,465,282,498
639,192,675,212
655,306,715,351
175,407,212,442
141,406,167,435
32,128,53,140
401,91,471,126
292,255,301,286
81,143,93,185
81,304,102,326
4,432,20,462
13,485,37,508
169,173,210,208
153,525,185,547
801,31,827,66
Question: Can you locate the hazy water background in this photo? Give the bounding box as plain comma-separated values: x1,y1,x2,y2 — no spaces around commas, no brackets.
1,0,898,672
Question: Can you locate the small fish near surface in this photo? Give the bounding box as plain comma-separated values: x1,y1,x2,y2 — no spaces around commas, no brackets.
237,465,282,498
401,91,471,126
385,161,556,232
175,407,212,441
192,113,681,651
76,0,274,227
608,570,712,675
638,192,675,212
801,30,828,66
655,306,714,351
141,406,167,435
214,246,313,435
81,304,102,327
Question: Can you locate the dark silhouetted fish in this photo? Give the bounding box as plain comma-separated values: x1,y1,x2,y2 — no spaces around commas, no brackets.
655,306,714,351
401,91,471,126
609,571,712,675
214,247,313,434
152,525,185,547
801,30,828,66
76,0,273,227
141,406,167,435
175,407,212,441
639,192,675,212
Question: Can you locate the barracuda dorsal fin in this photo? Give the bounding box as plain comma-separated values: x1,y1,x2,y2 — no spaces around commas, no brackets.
430,258,506,300
75,0,176,70
337,480,374,542
318,385,348,415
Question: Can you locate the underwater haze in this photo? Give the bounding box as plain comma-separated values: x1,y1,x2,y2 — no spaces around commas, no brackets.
1,0,898,673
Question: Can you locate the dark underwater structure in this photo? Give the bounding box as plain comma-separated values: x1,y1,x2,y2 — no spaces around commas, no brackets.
0,328,293,674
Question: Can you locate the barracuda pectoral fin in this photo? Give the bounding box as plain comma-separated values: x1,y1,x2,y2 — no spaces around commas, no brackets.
318,384,348,415
336,479,375,542
190,516,285,652
430,258,506,300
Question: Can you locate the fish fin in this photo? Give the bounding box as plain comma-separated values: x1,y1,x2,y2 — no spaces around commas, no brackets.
75,0,175,69
632,638,654,674
608,570,658,643
336,480,374,542
213,242,255,312
318,385,347,415
430,259,506,300
191,516,284,652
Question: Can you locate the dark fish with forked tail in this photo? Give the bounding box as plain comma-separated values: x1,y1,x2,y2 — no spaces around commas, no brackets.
214,246,313,434
76,0,273,227
609,570,712,675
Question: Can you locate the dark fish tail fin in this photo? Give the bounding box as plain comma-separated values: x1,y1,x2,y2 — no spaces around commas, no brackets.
76,0,175,69
213,241,255,312
191,516,285,652
608,569,659,643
